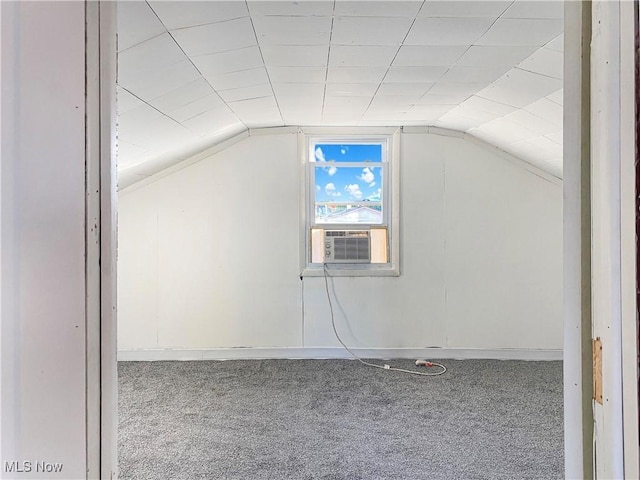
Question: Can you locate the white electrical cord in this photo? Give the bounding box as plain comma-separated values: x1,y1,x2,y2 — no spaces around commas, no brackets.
322,263,446,377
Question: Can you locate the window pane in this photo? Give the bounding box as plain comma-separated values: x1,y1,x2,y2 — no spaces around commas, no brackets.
312,143,383,163
315,203,382,224
314,166,382,202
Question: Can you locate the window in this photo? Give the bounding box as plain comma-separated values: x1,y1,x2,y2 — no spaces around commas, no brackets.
312,143,384,225
302,131,399,276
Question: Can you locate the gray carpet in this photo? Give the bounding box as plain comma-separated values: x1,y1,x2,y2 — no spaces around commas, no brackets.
118,359,563,480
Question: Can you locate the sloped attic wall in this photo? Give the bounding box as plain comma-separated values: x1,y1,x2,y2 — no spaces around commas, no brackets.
117,129,562,359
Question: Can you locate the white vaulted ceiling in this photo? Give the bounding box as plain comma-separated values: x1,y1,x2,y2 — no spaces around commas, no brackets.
117,0,564,185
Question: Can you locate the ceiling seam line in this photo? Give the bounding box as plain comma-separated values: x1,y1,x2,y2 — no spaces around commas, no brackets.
472,92,556,111
418,5,510,107
144,0,250,132
361,0,427,121
168,15,250,32
320,0,336,124
118,31,166,54
513,66,563,81
118,85,201,130
410,0,518,126
245,0,285,126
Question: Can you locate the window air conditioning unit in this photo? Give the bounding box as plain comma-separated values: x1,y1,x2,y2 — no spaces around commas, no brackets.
324,230,371,264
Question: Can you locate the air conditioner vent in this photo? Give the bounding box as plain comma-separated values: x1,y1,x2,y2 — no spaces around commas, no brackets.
324,230,370,263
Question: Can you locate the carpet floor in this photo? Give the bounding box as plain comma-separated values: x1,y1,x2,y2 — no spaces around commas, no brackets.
118,359,563,480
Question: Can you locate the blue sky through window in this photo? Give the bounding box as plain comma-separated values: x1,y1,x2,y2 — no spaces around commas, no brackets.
312,144,382,163
313,144,383,203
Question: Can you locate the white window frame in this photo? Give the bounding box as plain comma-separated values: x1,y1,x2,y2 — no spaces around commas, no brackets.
299,127,400,277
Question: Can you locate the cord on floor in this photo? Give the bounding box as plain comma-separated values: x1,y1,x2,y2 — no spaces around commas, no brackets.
322,263,446,377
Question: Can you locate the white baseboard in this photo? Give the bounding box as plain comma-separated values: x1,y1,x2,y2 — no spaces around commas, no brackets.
117,347,562,362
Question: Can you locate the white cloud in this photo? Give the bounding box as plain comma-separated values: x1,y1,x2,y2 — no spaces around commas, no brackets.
327,166,337,176
315,147,326,162
325,183,341,197
358,167,375,184
345,183,363,199
315,185,321,191
369,181,376,188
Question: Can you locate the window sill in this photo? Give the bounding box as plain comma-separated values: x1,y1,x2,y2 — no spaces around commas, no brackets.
302,264,400,277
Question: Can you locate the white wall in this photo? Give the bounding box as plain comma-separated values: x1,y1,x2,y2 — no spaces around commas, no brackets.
1,2,91,478
118,130,563,358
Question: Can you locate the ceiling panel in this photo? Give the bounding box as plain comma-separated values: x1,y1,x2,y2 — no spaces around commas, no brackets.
376,82,434,96
261,45,329,67
475,68,562,108
205,67,270,91
118,103,163,139
227,96,281,123
458,95,518,116
528,135,563,154
436,112,487,130
384,66,448,83
547,89,563,105
252,15,332,45
119,59,202,102
280,103,324,117
545,34,564,52
476,18,564,46
168,94,226,123
217,84,274,103
369,95,420,108
419,93,477,105
456,45,537,67
470,119,537,147
268,66,327,83
181,107,244,136
329,45,398,67
428,82,489,97
335,1,422,17
327,67,388,84
403,104,455,120
118,33,186,73
405,17,495,45
326,83,379,97
441,105,501,124
117,141,153,169
117,0,566,181
170,18,257,57
503,0,564,19
332,17,413,45
117,2,166,52
240,109,284,128
146,79,213,114
191,46,264,77
323,96,372,111
321,113,360,125
273,82,325,100
248,1,334,17
419,1,511,18
131,115,202,152
149,1,249,30
505,109,560,136
517,47,563,79
523,97,563,127
545,131,563,144
116,86,146,115
393,45,468,66
439,66,511,83
507,141,558,166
